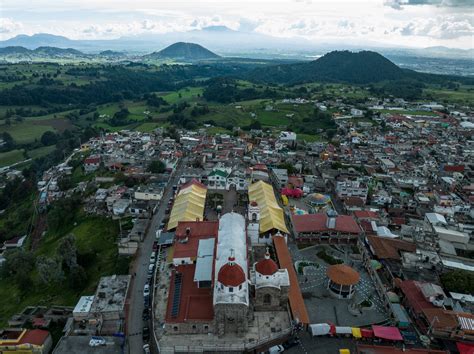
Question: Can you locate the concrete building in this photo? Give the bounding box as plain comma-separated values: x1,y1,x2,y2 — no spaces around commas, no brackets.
292,211,362,244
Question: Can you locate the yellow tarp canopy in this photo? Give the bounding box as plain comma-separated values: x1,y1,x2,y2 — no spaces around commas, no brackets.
352,327,361,338
249,180,289,234
167,182,207,230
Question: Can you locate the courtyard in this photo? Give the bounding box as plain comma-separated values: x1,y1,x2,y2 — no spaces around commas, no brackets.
290,243,390,327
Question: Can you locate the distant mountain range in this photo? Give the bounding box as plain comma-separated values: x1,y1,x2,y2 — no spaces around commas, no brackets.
0,42,220,62
0,42,472,82
144,42,220,60
0,46,89,60
1,30,472,61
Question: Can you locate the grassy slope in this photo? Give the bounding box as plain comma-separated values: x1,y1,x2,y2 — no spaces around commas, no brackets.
0,123,54,144
0,215,129,326
0,149,25,167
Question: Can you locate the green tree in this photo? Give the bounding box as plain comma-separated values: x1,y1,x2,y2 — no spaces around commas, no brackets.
69,264,87,290
1,248,35,292
40,131,58,146
147,160,166,174
1,132,15,149
36,255,64,284
57,233,78,270
441,270,474,294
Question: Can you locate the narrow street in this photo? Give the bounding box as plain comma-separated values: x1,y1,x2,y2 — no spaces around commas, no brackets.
127,158,186,354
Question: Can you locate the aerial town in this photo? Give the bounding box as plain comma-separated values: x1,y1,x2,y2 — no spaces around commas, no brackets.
1,93,472,354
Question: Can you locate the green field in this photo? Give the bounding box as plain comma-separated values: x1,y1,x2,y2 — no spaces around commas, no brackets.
27,145,56,159
297,134,325,142
0,122,55,144
135,122,165,132
160,87,204,104
423,87,474,105
0,149,25,167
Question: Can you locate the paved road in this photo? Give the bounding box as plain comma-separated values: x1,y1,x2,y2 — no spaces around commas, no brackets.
127,158,186,354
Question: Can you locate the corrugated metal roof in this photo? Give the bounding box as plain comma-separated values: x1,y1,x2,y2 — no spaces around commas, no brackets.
167,180,207,230
248,180,289,234
194,238,215,282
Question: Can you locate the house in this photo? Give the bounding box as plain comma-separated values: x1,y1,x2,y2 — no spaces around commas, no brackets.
134,184,163,201
400,280,474,341
335,180,368,202
83,156,101,173
207,169,230,190
0,328,52,354
351,108,364,117
112,199,130,216
2,235,26,250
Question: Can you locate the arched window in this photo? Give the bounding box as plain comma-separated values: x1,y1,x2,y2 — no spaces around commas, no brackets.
263,293,272,304
252,213,257,222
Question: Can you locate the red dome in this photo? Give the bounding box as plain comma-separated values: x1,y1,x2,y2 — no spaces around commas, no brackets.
218,262,246,287
255,258,278,276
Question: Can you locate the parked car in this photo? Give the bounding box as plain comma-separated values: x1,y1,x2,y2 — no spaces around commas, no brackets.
283,337,300,349
142,326,150,341
147,265,154,280
142,308,150,321
143,344,150,354
143,284,150,297
267,345,284,353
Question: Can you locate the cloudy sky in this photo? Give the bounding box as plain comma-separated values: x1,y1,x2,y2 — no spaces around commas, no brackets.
0,0,473,49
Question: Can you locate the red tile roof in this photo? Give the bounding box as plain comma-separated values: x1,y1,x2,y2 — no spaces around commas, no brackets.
180,178,207,191
18,329,50,346
327,264,360,285
343,196,366,207
175,221,218,238
273,235,309,325
444,165,465,172
367,236,416,260
255,258,279,276
173,221,218,259
399,280,435,315
353,210,378,219
165,264,214,323
292,213,362,234
84,156,100,164
217,260,246,287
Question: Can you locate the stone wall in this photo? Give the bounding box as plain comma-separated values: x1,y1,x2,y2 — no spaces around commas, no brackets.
214,303,250,337
254,286,289,311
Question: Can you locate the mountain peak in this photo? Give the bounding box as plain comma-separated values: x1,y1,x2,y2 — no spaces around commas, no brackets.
146,42,220,60
201,26,234,33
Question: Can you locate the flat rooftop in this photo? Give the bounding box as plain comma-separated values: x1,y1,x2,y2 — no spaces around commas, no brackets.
159,311,291,353
53,336,123,354
165,264,214,323
92,275,130,314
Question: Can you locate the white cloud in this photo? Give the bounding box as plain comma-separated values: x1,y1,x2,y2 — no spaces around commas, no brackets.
0,17,23,34
0,0,472,48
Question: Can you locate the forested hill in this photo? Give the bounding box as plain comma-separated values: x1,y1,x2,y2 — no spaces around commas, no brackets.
145,42,220,60
248,50,408,84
